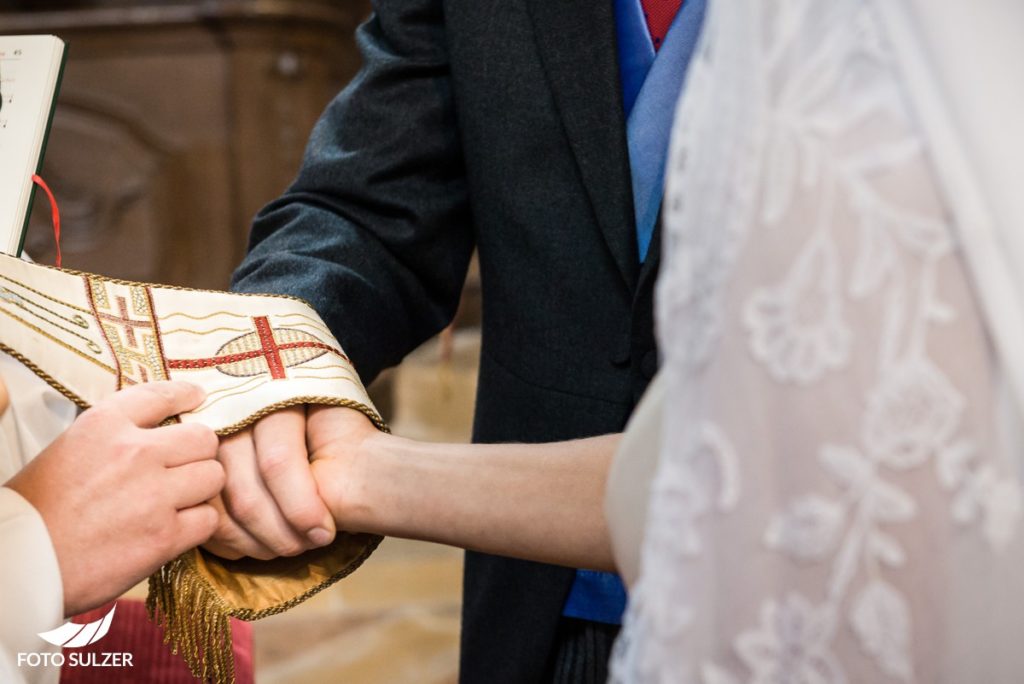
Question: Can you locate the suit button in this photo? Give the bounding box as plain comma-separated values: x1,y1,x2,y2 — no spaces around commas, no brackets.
640,350,658,379
609,335,631,367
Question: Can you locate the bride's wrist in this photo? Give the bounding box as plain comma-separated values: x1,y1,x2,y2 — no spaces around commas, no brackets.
315,427,405,535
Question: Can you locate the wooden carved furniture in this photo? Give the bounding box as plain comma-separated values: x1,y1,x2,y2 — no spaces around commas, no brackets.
2,0,369,289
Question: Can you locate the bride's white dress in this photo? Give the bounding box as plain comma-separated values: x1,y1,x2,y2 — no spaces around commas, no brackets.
606,0,1024,682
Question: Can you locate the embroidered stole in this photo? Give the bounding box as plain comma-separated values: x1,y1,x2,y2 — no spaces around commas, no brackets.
0,252,385,683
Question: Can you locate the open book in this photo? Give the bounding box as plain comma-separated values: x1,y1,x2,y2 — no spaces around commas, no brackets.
0,35,66,257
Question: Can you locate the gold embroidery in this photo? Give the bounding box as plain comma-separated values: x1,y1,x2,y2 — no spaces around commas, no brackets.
89,276,109,309
0,307,114,373
211,396,387,437
162,310,251,322
193,377,267,413
266,319,335,338
0,342,90,410
0,254,388,684
287,362,355,372
0,285,89,329
161,326,254,337
87,278,169,387
42,259,321,308
0,289,102,353
0,272,91,314
289,372,360,383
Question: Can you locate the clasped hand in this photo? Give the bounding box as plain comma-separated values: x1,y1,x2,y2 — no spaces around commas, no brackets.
5,381,377,617
203,404,378,561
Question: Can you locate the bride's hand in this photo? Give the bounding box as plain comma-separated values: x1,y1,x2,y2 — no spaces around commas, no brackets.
306,405,618,570
307,405,391,533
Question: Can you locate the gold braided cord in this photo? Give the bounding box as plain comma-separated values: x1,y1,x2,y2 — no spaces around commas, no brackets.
0,343,385,436
0,342,90,410
0,271,92,313
1,257,389,683
34,260,323,309
0,307,115,373
213,396,388,436
147,533,384,683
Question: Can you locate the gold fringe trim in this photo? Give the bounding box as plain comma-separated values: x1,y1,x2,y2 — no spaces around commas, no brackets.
0,257,392,679
146,399,388,682
147,534,384,683
146,555,237,684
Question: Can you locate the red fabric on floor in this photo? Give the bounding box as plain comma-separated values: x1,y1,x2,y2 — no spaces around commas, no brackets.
59,599,253,683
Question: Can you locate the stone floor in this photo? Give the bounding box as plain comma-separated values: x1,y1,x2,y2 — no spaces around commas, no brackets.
253,330,480,683
253,539,463,684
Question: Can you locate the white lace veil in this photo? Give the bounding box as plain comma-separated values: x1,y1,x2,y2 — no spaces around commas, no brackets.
610,1,1024,682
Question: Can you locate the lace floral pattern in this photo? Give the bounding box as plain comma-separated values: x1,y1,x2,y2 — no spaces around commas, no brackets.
744,234,851,384
735,594,845,684
610,1,1024,682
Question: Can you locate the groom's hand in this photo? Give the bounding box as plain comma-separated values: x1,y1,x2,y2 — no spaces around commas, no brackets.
203,406,337,561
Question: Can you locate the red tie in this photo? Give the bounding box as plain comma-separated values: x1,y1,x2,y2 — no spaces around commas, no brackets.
642,0,684,51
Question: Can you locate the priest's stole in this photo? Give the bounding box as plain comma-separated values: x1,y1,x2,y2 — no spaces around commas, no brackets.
0,252,385,683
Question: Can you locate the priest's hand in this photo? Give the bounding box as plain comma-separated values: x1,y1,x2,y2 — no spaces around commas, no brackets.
4,381,223,616
202,406,338,561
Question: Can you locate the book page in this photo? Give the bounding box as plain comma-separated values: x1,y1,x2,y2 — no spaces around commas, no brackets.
0,35,64,256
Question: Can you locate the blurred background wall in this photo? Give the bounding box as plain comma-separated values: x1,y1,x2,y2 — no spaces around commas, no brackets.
0,2,482,681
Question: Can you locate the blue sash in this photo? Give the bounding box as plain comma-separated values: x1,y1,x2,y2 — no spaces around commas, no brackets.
562,0,706,627
625,0,707,261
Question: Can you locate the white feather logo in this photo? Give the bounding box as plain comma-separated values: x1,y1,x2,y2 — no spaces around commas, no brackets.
37,604,117,648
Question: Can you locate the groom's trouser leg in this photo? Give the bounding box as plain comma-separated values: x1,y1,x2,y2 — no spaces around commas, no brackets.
548,617,620,684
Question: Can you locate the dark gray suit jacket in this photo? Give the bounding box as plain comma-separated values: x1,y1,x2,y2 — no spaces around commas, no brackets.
232,0,660,680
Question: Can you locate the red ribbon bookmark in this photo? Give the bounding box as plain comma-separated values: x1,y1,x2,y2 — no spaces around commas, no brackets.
31,173,61,268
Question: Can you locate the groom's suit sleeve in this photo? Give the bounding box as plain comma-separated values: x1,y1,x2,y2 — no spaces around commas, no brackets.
231,0,473,383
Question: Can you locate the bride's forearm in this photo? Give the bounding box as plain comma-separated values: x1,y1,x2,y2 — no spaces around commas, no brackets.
332,432,620,572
